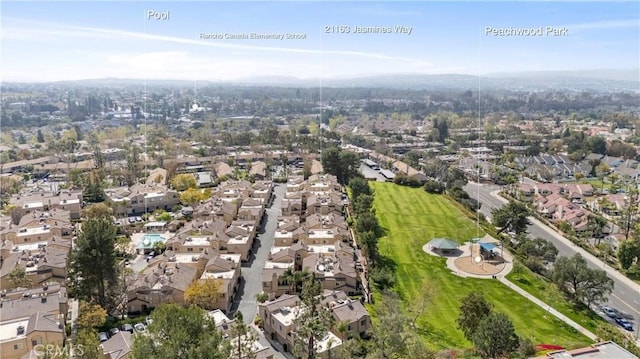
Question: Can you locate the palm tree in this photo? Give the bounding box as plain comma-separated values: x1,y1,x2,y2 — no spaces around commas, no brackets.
282,268,309,295
293,269,310,294
283,268,296,294
587,214,607,246
336,320,349,347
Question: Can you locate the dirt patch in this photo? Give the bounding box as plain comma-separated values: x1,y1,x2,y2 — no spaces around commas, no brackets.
454,255,505,276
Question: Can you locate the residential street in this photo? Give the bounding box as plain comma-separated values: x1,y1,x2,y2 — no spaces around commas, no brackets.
464,182,640,336
233,184,285,323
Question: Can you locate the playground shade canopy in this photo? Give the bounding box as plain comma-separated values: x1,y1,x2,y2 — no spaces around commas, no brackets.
428,238,459,250
479,242,497,252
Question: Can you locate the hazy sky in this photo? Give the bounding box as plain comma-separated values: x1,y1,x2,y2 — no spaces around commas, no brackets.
1,1,639,82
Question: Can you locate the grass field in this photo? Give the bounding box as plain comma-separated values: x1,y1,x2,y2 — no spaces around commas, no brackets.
368,182,593,350
506,262,607,333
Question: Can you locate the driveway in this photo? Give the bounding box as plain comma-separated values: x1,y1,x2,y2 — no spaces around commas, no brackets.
232,183,285,324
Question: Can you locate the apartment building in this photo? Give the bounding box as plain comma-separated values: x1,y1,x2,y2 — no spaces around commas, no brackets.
0,283,68,359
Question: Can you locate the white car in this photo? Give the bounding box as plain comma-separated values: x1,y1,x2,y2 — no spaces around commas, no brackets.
134,323,146,333
602,306,618,318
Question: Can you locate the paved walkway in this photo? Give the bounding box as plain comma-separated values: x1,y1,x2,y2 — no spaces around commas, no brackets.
423,241,599,341
69,298,79,342
499,277,598,341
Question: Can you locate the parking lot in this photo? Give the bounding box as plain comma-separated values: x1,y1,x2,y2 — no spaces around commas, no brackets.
359,163,386,181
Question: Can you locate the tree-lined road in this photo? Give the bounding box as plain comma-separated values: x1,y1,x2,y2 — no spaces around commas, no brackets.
464,182,640,334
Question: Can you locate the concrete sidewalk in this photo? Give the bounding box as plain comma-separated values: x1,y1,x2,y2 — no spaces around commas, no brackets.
499,277,598,341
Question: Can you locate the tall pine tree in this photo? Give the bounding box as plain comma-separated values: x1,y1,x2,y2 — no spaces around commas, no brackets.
70,216,118,310
293,276,335,359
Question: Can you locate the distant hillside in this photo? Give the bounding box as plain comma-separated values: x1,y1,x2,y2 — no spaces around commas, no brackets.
3,69,639,91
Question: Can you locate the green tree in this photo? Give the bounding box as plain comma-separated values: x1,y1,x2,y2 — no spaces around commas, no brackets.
336,320,349,346
367,291,435,359
358,231,379,266
67,169,87,190
353,194,374,215
355,212,380,236
36,129,45,143
76,327,103,359
293,276,335,359
321,146,360,185
472,312,519,359
131,303,232,359
85,170,106,202
77,302,107,331
8,266,32,288
587,214,608,245
595,162,610,193
456,292,493,341
552,254,614,307
283,268,310,295
82,202,112,219
516,237,558,263
69,217,118,309
585,136,607,155
617,238,640,270
93,144,105,169
348,177,372,201
491,200,531,235
229,311,257,359
125,145,141,186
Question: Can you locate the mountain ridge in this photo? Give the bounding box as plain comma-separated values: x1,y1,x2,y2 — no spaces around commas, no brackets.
3,69,638,91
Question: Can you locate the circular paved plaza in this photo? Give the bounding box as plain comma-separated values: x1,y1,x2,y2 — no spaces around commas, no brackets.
423,241,514,278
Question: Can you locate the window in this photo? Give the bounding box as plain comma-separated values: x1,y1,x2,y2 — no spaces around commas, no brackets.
187,248,193,252
14,343,23,350
348,325,351,331
360,319,366,326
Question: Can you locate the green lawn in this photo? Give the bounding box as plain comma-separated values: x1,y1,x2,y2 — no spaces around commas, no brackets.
577,178,612,191
368,182,593,351
506,262,608,334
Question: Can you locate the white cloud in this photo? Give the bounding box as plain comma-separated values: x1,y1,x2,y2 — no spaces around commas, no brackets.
3,17,432,65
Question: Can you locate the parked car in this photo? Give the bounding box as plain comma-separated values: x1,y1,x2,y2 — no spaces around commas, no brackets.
135,216,143,223
122,323,134,333
98,332,110,343
128,217,136,224
602,306,618,318
145,317,154,326
615,317,634,331
134,323,146,333
109,328,120,336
